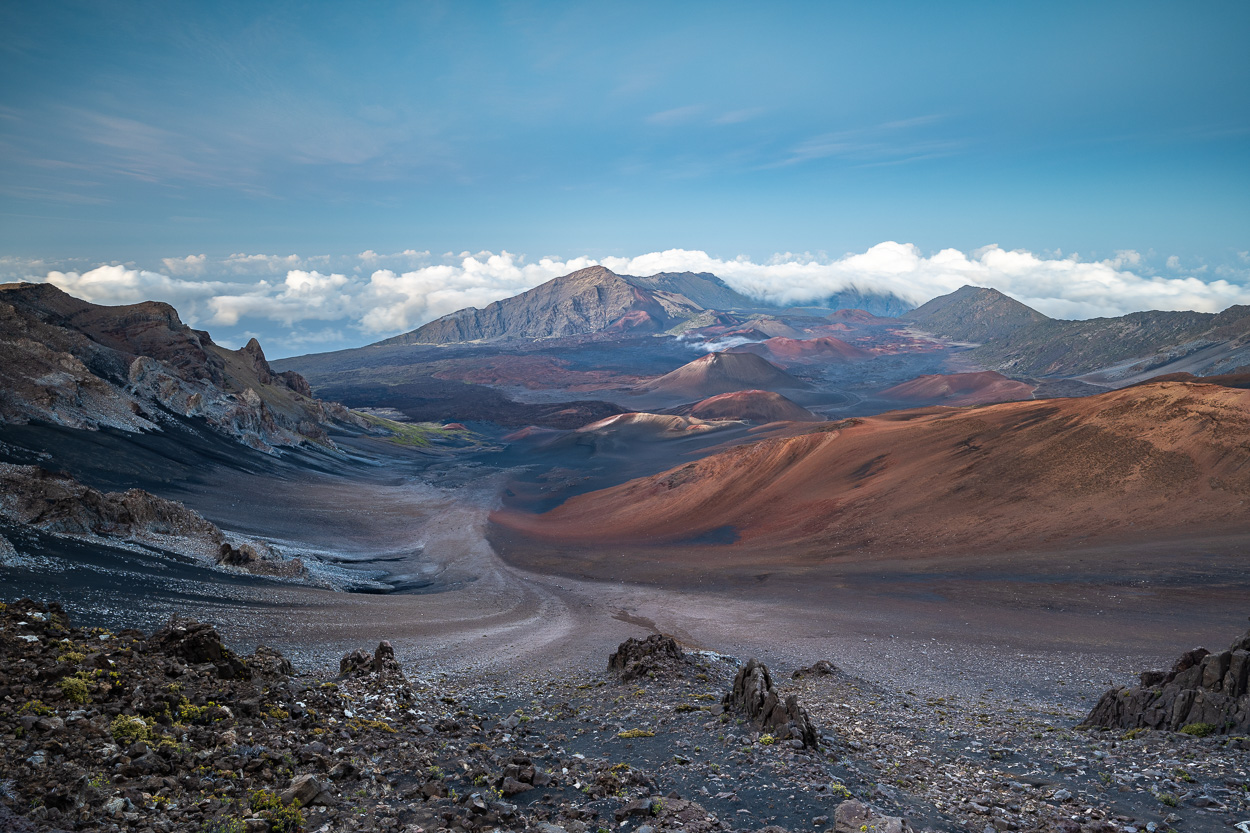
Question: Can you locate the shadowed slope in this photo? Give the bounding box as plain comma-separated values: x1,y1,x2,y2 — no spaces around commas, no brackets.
493,382,1250,566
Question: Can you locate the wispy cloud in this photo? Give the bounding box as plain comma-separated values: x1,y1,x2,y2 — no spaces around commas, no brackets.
713,108,765,125
773,115,966,168
645,104,706,126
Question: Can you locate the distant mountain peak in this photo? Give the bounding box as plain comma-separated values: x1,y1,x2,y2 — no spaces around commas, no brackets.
903,284,1049,343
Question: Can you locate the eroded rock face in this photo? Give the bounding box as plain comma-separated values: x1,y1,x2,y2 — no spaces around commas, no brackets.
1082,625,1250,734
724,658,818,748
0,463,301,577
0,281,364,452
0,463,221,554
607,634,687,681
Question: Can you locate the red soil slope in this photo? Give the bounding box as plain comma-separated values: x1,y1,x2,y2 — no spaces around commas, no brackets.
494,382,1250,561
729,336,870,365
642,351,807,397
879,371,1036,406
686,390,821,423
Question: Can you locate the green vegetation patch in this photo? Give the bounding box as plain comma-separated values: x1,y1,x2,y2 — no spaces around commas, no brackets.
1180,722,1217,737
357,412,466,447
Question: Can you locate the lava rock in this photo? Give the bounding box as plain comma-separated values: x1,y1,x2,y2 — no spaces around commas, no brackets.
607,634,687,681
724,658,818,748
1081,624,1250,734
793,660,838,679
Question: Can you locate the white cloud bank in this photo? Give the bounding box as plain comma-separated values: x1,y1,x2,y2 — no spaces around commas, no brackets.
13,243,1250,354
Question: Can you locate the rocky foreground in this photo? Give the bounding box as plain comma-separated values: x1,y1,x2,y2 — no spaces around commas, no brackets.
2,600,1248,833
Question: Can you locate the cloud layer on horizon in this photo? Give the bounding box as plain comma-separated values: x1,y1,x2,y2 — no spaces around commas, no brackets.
7,244,1249,356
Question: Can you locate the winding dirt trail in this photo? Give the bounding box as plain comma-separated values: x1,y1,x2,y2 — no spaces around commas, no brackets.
22,448,1248,713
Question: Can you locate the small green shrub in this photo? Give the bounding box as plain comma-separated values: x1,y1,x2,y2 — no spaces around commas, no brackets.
58,676,91,704
617,729,654,739
110,715,152,745
1180,722,1216,737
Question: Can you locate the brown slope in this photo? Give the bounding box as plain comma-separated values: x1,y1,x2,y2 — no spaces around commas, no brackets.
642,351,809,398
493,382,1250,563
879,371,1036,406
728,336,870,365
684,390,822,423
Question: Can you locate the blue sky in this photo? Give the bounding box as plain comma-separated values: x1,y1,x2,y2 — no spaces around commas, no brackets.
2,1,1249,354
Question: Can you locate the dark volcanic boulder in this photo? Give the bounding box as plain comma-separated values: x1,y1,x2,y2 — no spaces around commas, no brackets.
146,615,251,680
1081,625,1250,734
373,640,402,675
249,644,294,679
793,659,837,679
339,641,406,679
724,658,818,748
607,634,687,681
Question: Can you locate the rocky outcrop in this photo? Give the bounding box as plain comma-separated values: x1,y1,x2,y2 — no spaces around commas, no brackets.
339,641,406,679
0,463,302,577
724,658,818,748
0,281,365,452
607,634,688,681
1081,625,1250,734
146,615,251,680
792,659,837,679
0,463,221,552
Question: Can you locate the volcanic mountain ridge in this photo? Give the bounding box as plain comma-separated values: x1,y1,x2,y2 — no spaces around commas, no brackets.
903,284,1250,381
384,267,761,345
